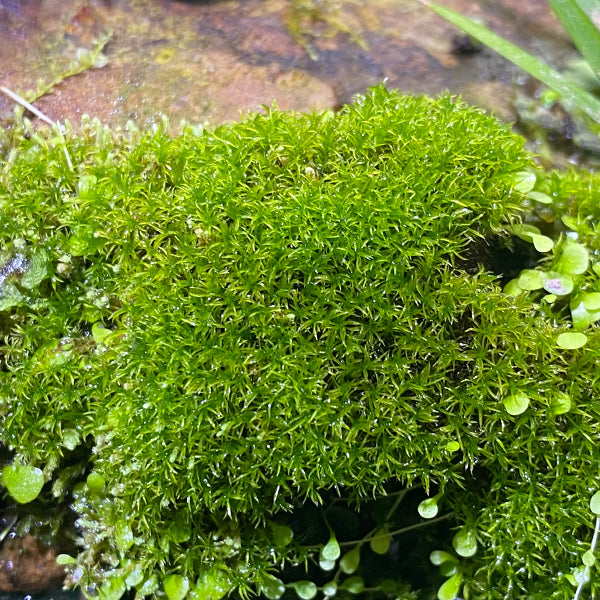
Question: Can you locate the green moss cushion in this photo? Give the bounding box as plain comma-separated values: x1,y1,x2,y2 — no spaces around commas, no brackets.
0,86,595,598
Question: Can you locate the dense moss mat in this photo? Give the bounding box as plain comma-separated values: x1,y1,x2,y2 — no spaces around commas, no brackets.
0,86,598,598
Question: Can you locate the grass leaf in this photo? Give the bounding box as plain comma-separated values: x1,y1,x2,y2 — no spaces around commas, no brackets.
548,0,600,79
424,2,600,123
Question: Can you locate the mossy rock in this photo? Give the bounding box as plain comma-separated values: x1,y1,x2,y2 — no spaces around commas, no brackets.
0,85,597,598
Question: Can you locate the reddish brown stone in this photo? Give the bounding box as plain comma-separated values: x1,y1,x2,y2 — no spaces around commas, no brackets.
0,534,65,593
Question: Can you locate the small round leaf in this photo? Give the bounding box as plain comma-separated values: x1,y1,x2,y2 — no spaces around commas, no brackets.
590,491,600,515
517,269,544,291
430,550,458,566
271,523,293,547
549,392,571,416
512,171,536,193
503,393,529,416
439,561,459,577
557,332,587,349
319,558,336,571
320,535,341,562
444,440,460,453
543,273,573,296
437,573,462,600
99,576,127,600
194,567,231,600
583,292,600,311
339,546,361,574
418,497,439,519
322,581,337,597
92,322,113,344
556,242,589,275
583,550,596,567
259,577,285,600
164,575,190,600
369,527,391,555
2,463,44,504
452,526,477,558
339,576,364,594
115,520,134,553
503,278,523,296
531,234,554,253
526,190,552,204
291,581,318,600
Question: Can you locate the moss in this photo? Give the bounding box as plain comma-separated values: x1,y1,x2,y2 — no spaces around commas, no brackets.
0,85,597,598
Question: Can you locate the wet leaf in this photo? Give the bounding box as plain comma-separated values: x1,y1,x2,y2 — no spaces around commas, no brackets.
590,491,600,515
2,463,44,504
92,323,113,344
583,549,596,567
556,241,589,275
98,576,127,600
259,576,285,600
557,331,587,349
503,393,530,416
115,520,134,552
322,581,337,597
86,472,106,494
0,282,24,311
194,567,232,600
339,576,364,594
271,522,293,547
517,269,544,291
531,233,554,252
369,527,391,554
542,272,573,295
437,573,462,600
430,550,458,566
339,546,361,574
320,534,341,561
125,564,145,587
291,581,317,600
418,497,439,519
452,526,477,557
21,250,47,289
319,558,336,571
164,574,190,600
549,392,571,416
512,171,536,193
137,575,159,596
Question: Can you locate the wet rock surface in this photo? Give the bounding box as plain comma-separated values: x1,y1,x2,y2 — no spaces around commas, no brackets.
0,533,65,593
0,0,575,130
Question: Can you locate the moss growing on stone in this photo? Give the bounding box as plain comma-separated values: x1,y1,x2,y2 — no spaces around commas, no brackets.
0,86,598,598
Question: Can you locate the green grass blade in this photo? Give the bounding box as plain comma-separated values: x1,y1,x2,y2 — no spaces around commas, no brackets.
548,0,600,79
424,1,600,124
573,0,600,23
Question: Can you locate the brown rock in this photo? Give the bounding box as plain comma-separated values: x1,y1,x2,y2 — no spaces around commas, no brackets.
0,534,65,593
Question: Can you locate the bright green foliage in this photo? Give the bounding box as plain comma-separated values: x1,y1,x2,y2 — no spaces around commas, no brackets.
506,169,600,344
1,463,44,503
0,85,598,598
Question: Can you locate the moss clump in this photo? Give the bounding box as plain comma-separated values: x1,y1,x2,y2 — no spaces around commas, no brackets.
0,85,597,598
